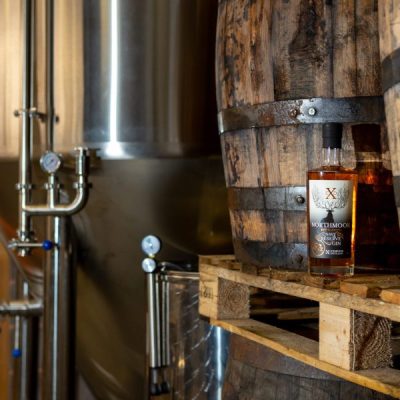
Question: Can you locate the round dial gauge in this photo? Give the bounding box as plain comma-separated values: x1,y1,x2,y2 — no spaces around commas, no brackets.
141,235,161,256
142,257,157,273
40,152,62,174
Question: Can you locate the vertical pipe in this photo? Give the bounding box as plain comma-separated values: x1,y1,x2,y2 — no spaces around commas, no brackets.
161,274,170,367
147,273,161,368
46,0,54,151
19,282,39,400
12,280,39,400
18,0,34,248
43,216,75,400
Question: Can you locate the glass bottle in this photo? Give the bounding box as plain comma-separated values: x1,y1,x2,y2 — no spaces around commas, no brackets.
307,123,358,277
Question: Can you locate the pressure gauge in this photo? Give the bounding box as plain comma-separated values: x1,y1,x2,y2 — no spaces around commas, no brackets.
40,151,62,174
142,257,157,273
141,235,161,257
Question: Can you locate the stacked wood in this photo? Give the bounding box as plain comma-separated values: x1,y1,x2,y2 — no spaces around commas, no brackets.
216,0,400,271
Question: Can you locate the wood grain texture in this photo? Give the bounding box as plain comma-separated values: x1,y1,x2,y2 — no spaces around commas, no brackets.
340,276,400,298
199,257,400,322
215,318,400,399
199,269,250,320
217,0,399,268
380,288,400,305
319,304,392,371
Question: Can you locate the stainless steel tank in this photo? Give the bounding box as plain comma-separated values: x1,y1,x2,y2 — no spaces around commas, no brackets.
53,0,220,159
0,0,232,399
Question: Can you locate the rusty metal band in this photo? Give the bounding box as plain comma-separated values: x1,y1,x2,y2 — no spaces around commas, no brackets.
394,176,400,208
382,47,400,93
228,186,306,211
218,96,384,134
233,239,307,270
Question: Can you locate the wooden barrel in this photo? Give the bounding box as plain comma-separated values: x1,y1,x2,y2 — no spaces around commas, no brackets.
224,335,396,400
216,0,400,270
379,2,400,229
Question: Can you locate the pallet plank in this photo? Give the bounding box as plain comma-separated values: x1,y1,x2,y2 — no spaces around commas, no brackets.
212,318,400,399
200,260,400,322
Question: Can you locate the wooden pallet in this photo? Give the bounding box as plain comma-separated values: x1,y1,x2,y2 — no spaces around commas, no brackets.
199,255,400,399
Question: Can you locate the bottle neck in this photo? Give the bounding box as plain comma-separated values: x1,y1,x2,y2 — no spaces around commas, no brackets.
322,147,341,167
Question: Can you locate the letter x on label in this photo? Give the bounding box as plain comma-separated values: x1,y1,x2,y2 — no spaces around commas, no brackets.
325,188,337,199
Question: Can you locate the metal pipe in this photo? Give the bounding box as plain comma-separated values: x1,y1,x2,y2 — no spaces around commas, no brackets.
160,274,170,367
46,0,55,151
0,300,42,317
17,0,34,253
147,273,162,368
43,216,75,400
12,280,40,400
23,149,90,216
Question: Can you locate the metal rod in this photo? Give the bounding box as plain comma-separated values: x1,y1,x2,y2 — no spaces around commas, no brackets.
43,216,75,400
160,274,170,367
46,0,54,151
0,300,42,317
18,0,34,253
147,273,162,368
12,280,40,400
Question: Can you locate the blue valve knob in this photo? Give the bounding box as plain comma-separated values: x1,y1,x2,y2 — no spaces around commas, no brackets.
42,240,53,251
12,348,22,358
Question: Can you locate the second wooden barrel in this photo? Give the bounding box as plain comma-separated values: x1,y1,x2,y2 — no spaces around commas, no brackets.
216,0,400,270
379,1,400,229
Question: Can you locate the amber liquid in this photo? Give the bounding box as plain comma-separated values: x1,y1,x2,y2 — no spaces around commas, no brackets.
307,166,358,277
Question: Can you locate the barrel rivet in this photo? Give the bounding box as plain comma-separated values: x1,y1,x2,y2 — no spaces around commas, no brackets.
295,195,305,204
294,254,304,264
288,108,298,118
308,107,317,116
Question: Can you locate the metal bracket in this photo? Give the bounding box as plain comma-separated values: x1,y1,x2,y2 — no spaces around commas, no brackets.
13,107,46,122
382,47,400,93
228,186,307,212
218,96,385,134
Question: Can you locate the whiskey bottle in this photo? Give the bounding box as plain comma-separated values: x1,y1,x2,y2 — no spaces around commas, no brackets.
307,123,358,277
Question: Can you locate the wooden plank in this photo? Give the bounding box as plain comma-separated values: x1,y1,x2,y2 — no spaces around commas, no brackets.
380,288,400,305
199,262,400,322
340,275,400,298
211,318,400,399
199,270,249,320
319,304,391,371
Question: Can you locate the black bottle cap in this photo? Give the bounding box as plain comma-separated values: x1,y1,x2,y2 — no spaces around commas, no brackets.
322,123,342,148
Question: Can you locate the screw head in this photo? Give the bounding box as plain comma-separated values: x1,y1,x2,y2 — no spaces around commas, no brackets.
308,107,317,116
295,195,305,204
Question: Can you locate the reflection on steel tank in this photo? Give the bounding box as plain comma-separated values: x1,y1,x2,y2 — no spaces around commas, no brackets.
0,0,232,399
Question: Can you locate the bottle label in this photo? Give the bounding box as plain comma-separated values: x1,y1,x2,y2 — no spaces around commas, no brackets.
309,179,353,259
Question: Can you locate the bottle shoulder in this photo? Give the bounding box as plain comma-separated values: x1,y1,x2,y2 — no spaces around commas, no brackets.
308,166,358,181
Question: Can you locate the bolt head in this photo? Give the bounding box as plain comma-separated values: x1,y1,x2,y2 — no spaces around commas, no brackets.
308,107,317,116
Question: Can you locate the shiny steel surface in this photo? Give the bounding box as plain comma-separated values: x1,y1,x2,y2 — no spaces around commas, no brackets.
166,271,229,400
73,157,231,399
43,216,75,400
53,0,219,159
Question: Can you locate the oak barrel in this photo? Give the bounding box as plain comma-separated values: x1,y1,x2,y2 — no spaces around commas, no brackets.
216,0,400,270
379,1,400,229
224,335,395,400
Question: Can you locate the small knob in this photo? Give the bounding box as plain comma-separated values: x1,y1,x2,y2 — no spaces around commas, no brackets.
42,240,54,251
12,348,22,359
